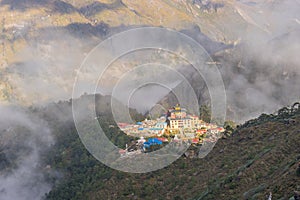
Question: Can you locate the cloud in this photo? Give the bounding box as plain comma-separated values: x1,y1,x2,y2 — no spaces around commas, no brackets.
0,105,54,200
2,0,299,123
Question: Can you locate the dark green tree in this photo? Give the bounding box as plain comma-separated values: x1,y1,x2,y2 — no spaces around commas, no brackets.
223,120,236,136
199,105,211,123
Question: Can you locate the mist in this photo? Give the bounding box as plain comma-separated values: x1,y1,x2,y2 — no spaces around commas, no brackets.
0,105,54,200
0,1,299,199
215,0,300,121
1,1,299,121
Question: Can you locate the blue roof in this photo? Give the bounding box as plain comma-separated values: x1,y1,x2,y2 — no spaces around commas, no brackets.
150,128,163,130
143,142,151,148
148,138,163,145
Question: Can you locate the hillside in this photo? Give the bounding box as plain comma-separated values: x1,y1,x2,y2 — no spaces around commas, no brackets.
41,100,300,200
0,0,221,104
0,93,299,199
0,1,299,199
0,0,299,124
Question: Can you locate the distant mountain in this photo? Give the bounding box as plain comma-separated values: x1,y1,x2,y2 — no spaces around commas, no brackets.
0,1,299,200
0,0,299,120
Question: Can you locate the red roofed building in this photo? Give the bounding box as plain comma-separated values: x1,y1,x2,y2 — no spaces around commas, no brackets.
119,149,127,154
196,129,207,135
157,137,168,142
192,138,199,144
